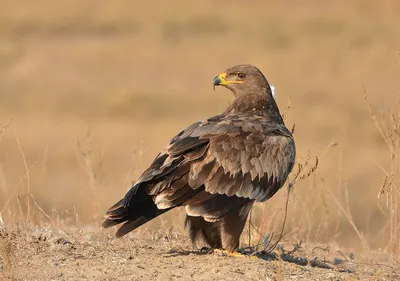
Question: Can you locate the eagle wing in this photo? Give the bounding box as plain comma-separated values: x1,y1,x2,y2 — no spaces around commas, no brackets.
137,113,294,206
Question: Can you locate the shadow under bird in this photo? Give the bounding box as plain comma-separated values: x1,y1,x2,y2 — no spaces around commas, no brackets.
102,64,296,256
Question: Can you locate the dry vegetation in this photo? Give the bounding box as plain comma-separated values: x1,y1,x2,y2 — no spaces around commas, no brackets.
1,0,400,280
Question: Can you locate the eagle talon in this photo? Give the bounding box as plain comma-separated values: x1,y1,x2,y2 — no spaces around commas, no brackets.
212,249,229,256
200,246,213,254
229,251,258,259
213,249,258,258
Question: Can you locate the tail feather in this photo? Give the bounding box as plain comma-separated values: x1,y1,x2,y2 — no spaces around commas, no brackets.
102,216,127,228
103,182,203,237
115,217,148,238
102,184,171,237
105,199,125,216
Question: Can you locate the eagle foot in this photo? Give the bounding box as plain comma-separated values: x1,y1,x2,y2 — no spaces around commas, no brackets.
212,249,258,259
199,246,214,254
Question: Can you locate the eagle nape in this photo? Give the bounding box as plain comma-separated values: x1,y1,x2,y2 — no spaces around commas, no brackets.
103,64,296,255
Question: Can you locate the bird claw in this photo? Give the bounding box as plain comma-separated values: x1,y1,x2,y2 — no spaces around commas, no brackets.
200,246,213,254
212,249,258,259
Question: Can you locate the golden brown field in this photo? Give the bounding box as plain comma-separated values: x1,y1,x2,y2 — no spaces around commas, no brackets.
0,0,400,280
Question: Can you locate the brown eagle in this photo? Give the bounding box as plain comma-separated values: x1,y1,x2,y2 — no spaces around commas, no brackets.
102,64,296,255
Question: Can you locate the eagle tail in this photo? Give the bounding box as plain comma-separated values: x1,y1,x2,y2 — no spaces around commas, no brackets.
102,183,170,238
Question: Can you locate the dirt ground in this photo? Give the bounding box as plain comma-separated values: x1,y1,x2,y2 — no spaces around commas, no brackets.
0,226,398,281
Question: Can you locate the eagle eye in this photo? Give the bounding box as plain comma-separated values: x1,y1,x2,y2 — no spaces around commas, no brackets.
237,72,246,79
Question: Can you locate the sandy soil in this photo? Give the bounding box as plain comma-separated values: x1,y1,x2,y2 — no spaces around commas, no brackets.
0,226,398,281
1,0,400,259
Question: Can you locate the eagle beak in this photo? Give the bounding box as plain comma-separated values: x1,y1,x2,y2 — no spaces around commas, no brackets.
213,72,226,90
213,72,244,90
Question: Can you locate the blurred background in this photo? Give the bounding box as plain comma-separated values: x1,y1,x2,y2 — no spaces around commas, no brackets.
0,0,399,253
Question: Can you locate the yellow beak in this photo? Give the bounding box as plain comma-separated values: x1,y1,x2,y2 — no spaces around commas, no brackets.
213,72,243,89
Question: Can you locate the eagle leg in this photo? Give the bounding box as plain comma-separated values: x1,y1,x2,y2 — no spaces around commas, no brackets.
220,201,253,252
185,215,222,249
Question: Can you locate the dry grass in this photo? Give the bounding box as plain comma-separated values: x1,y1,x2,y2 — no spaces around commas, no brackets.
365,94,400,259
0,1,400,278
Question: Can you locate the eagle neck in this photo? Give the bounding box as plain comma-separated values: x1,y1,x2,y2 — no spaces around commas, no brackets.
226,89,284,124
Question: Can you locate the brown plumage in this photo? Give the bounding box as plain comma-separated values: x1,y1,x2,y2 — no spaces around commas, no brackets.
102,64,296,253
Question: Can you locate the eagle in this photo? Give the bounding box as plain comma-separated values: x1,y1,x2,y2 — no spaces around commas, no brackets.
102,64,296,255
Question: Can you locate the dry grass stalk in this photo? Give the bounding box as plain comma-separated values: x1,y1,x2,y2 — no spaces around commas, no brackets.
255,152,319,253
0,118,12,222
365,93,400,258
328,182,369,251
77,129,103,224
15,134,31,225
0,142,47,226
0,117,12,145
282,96,292,120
